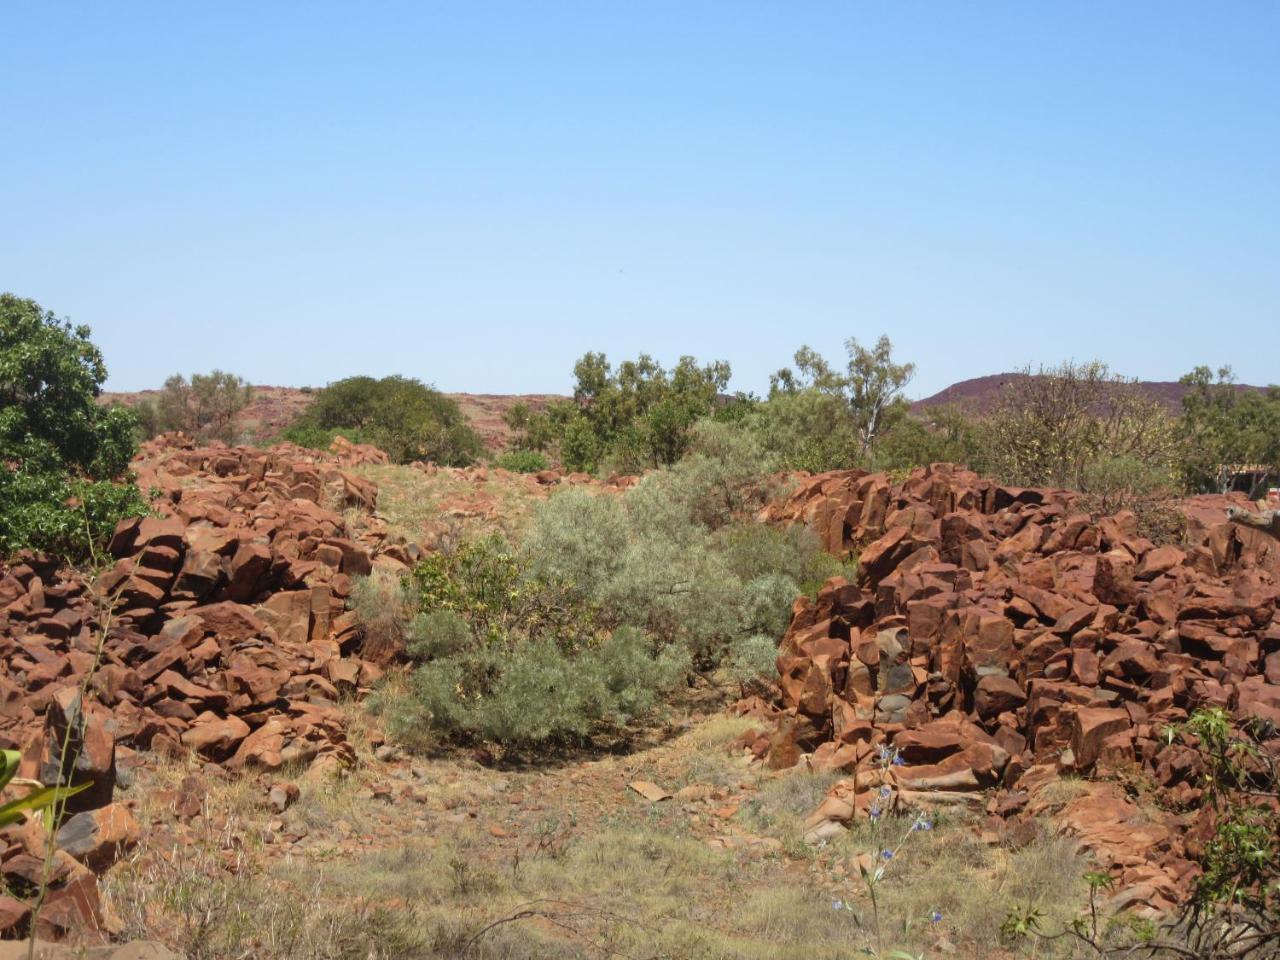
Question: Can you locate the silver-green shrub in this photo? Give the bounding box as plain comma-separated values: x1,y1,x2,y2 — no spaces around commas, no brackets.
728,634,782,693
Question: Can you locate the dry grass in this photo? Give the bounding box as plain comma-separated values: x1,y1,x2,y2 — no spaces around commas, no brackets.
353,463,553,545
99,715,1128,960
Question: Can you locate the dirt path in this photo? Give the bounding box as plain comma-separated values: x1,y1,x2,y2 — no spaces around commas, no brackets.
103,709,1090,959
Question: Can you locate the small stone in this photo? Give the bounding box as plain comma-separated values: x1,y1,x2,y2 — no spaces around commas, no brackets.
267,782,300,813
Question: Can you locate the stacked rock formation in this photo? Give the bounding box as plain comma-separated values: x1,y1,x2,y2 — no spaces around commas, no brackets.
0,435,411,939
759,464,1280,911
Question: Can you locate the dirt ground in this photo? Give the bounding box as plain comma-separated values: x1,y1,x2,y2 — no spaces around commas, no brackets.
99,696,1100,960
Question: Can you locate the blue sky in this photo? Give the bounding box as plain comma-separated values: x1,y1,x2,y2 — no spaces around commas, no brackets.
3,2,1277,397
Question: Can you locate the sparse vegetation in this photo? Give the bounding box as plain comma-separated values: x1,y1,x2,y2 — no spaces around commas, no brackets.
137,369,254,441
507,352,736,472
979,361,1179,493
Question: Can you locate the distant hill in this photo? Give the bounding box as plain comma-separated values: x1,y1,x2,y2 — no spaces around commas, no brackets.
911,373,1269,416
102,385,567,452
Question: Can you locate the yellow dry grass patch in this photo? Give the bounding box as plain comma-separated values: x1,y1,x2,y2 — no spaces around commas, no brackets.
353,463,554,545
101,714,1120,960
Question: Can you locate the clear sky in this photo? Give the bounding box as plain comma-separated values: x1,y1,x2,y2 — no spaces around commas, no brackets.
4,2,1277,398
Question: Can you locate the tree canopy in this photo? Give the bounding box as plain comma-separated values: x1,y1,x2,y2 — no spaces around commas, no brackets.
284,375,484,465
0,293,145,562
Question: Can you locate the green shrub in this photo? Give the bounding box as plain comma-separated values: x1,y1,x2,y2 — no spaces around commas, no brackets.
375,428,835,750
507,352,734,472
411,534,596,646
493,449,551,473
714,522,845,594
279,423,376,452
746,388,859,473
739,573,802,638
728,635,780,692
520,489,629,605
283,375,483,465
384,628,688,747
404,609,471,661
866,405,981,473
0,293,146,564
0,470,149,566
348,569,414,660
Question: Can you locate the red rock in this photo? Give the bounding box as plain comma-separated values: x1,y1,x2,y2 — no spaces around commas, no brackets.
1101,640,1160,681
39,688,116,813
1136,545,1185,581
1092,552,1137,607
180,712,251,759
189,601,266,642
225,542,273,602
1070,707,1131,771
975,675,1028,719
0,895,30,936
55,803,141,872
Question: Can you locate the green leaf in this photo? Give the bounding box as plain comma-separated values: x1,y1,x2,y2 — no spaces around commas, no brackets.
0,749,18,792
0,781,91,828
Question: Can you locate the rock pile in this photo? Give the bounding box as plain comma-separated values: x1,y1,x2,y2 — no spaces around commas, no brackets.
759,464,1280,911
0,436,411,940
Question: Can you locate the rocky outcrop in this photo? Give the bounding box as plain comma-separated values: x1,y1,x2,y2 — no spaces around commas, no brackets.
0,436,413,940
760,464,1280,913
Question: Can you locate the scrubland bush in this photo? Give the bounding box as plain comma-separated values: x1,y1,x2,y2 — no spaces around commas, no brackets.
284,375,483,465
493,448,550,473
386,627,689,747
729,634,783,693
281,423,377,452
348,568,415,661
371,425,836,750
0,293,147,563
1178,365,1280,496
506,352,735,472
714,522,848,595
137,370,254,441
981,361,1178,491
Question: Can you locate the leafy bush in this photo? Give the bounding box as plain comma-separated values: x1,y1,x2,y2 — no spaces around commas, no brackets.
494,449,550,473
0,471,149,565
278,423,377,452
867,405,981,473
283,375,483,465
411,535,596,646
367,536,683,748
1177,366,1280,496
137,370,254,441
738,573,803,638
522,425,833,662
0,293,146,564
